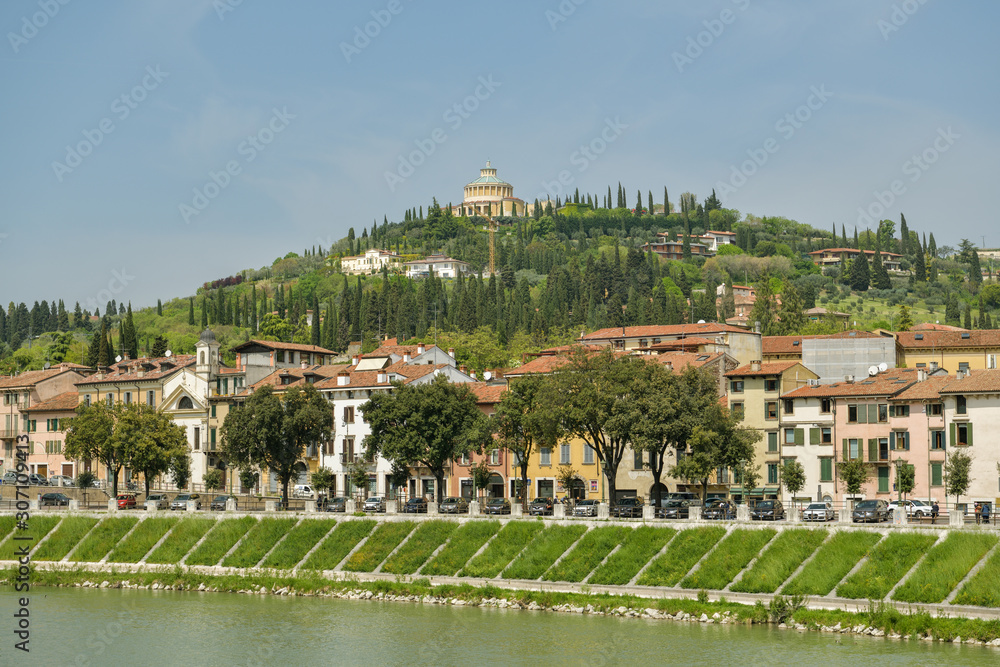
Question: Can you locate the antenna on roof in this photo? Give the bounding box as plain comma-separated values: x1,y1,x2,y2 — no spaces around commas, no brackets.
165,350,172,357
868,365,878,376
483,371,492,381
43,362,50,370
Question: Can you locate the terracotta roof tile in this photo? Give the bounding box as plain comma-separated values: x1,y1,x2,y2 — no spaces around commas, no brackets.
0,368,74,389
783,369,917,398
580,323,753,341
75,356,195,386
726,361,804,377
762,330,883,355
20,391,80,413
910,323,967,332
231,340,335,354
246,364,350,393
891,375,953,401
467,383,507,404
896,330,1000,350
939,369,1000,394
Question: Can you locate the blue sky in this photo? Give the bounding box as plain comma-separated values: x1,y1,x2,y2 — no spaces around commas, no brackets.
2,0,997,309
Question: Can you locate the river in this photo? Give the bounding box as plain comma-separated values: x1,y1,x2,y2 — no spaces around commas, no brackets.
2,587,993,665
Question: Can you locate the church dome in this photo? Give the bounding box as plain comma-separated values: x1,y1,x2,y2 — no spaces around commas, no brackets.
199,328,217,344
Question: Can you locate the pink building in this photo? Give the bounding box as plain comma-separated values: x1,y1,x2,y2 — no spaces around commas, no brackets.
886,374,950,505
20,391,80,480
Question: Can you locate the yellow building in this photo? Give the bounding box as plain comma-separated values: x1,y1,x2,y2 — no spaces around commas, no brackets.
895,329,1000,373
724,360,818,501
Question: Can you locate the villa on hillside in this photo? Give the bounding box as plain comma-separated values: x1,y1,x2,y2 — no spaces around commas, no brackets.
808,248,903,272
340,248,401,275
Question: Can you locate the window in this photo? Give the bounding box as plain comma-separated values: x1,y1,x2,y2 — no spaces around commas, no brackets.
146,390,155,406
765,402,778,420
106,393,113,406
639,339,648,348
784,428,801,445
820,458,833,482
931,430,945,450
717,467,729,484
820,398,832,414
211,405,216,419
193,427,200,451
957,396,967,414
989,354,997,370
821,427,832,444
767,463,778,485
765,379,779,392
931,462,943,486
460,453,470,465
847,438,861,461
210,428,216,451
342,437,355,463
490,449,499,465
848,405,859,423
583,444,594,465
767,432,778,453
730,402,744,419
730,380,744,393
930,403,943,416
540,447,551,466
124,392,132,405
877,466,890,493
955,422,972,446
343,406,355,424
878,437,889,461
890,431,910,451
959,362,970,373
178,396,193,410
877,404,888,422
84,394,91,407
276,351,285,363
560,443,571,465
783,399,794,415
634,450,643,470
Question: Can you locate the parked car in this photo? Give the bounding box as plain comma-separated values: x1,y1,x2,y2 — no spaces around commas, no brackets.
750,500,786,521
171,493,201,511
145,493,170,510
324,496,349,513
657,499,696,519
485,498,511,515
439,497,469,514
852,499,890,523
404,497,428,514
2,471,19,485
703,500,735,520
801,502,835,522
39,492,71,507
292,484,315,499
573,499,599,517
529,497,554,516
610,496,644,518
48,475,75,487
27,473,49,486
209,495,235,511
116,493,137,510
886,499,933,519
363,496,386,513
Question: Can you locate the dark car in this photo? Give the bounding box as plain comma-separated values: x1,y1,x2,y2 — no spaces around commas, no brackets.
750,500,785,521
657,499,695,519
439,497,469,514
529,497,554,516
210,495,235,511
485,498,511,515
39,492,71,507
116,493,137,510
573,499,599,517
324,496,349,513
1,471,18,485
363,496,386,513
703,500,735,520
852,499,889,523
27,473,48,486
404,497,428,514
610,496,644,518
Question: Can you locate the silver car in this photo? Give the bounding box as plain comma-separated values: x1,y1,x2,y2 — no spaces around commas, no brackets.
146,493,170,510
363,496,386,513
48,475,75,487
801,502,835,522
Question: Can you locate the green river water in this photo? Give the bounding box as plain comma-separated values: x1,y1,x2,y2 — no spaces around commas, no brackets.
1,587,994,665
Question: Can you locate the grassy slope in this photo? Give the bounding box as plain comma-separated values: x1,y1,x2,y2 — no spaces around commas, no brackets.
730,529,828,594
69,517,139,562
589,526,676,586
894,532,998,604
460,522,544,578
185,517,257,566
836,533,938,599
421,520,500,576
145,518,216,564
953,544,1000,607
781,531,882,596
31,517,97,561
681,528,776,590
381,521,458,575
222,518,299,568
342,521,415,572
301,520,376,571
543,526,629,583
106,517,180,563
503,524,587,580
636,527,725,587
261,519,337,569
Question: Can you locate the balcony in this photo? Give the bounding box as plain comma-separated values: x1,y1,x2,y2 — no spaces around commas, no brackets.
0,429,20,439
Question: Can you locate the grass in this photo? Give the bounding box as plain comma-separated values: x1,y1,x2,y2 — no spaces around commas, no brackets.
145,518,216,564
69,517,139,562
635,527,725,587
184,517,257,566
421,520,500,576
381,521,459,574
730,529,828,593
681,528,776,590
782,531,883,596
342,521,415,572
543,526,629,583
260,519,337,569
31,517,96,561
221,518,299,568
106,517,180,563
301,520,375,570
503,524,588,580
460,522,544,578
836,533,938,599
0,516,16,542
893,532,998,603
589,527,676,586
953,543,1000,607
2,516,61,561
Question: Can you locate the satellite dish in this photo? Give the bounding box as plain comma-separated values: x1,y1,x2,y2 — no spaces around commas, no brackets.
115,355,123,363
43,362,51,370
878,362,889,372
868,366,878,376
483,371,493,381
433,369,442,377
697,319,706,324
165,350,172,357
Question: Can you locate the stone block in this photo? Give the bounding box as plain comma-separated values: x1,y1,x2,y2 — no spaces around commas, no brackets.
265,500,279,512
108,498,118,512
688,505,702,521
69,499,81,511
385,499,397,515
345,499,356,513
144,500,158,512
226,498,237,512
428,501,438,515
511,502,523,517
186,500,198,512
839,508,852,524
736,505,751,522
642,505,655,520
468,501,479,516
554,503,565,519
950,509,965,528
597,503,610,520
305,500,317,513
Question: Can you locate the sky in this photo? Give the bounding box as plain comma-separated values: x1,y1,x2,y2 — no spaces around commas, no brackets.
2,0,997,311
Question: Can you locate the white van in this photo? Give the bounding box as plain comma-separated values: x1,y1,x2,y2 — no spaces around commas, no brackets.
292,484,315,498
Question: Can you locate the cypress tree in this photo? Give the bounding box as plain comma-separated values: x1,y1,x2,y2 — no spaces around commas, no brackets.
850,249,870,291
841,224,848,247
964,303,973,329
98,322,110,368
899,213,909,255
201,296,208,328
86,323,103,367
648,190,654,217
311,295,321,346
871,240,891,290
914,248,926,282
156,299,162,316
123,303,138,359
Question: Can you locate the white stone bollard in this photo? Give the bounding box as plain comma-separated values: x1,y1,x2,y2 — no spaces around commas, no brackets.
145,500,158,512
839,508,852,524
688,505,702,521
345,499,356,513
186,500,198,512
893,507,908,526
950,509,965,528
468,501,479,516
736,505,751,522
554,503,565,519
511,502,523,517
386,499,398,515
226,498,237,512
265,500,279,512
427,501,438,515
642,505,655,520
305,500,317,513
108,498,118,512
597,503,610,520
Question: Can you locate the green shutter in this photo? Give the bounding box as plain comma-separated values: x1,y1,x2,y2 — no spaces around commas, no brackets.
931,463,943,486
967,423,973,447
950,423,956,447
820,458,832,482
878,466,890,493
889,432,896,450
868,438,877,462
794,428,804,446
809,428,819,445
867,404,877,423
842,439,848,460
903,432,910,451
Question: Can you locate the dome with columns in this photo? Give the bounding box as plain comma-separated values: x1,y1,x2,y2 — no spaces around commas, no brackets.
459,161,524,217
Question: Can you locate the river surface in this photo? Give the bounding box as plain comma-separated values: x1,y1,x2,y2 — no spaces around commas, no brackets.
1,587,994,665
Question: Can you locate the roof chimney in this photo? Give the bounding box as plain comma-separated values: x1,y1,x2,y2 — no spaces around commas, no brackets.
377,371,387,384
471,371,477,380
301,360,308,370
955,370,964,380
417,342,425,355
459,365,467,374
353,355,360,366
751,360,762,372
665,361,673,372
403,352,410,363
929,361,939,372
844,375,855,383
448,348,455,359
917,368,927,382
337,371,350,386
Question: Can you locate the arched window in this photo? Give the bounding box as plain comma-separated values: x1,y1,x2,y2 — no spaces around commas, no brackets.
199,352,205,365
178,396,193,410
